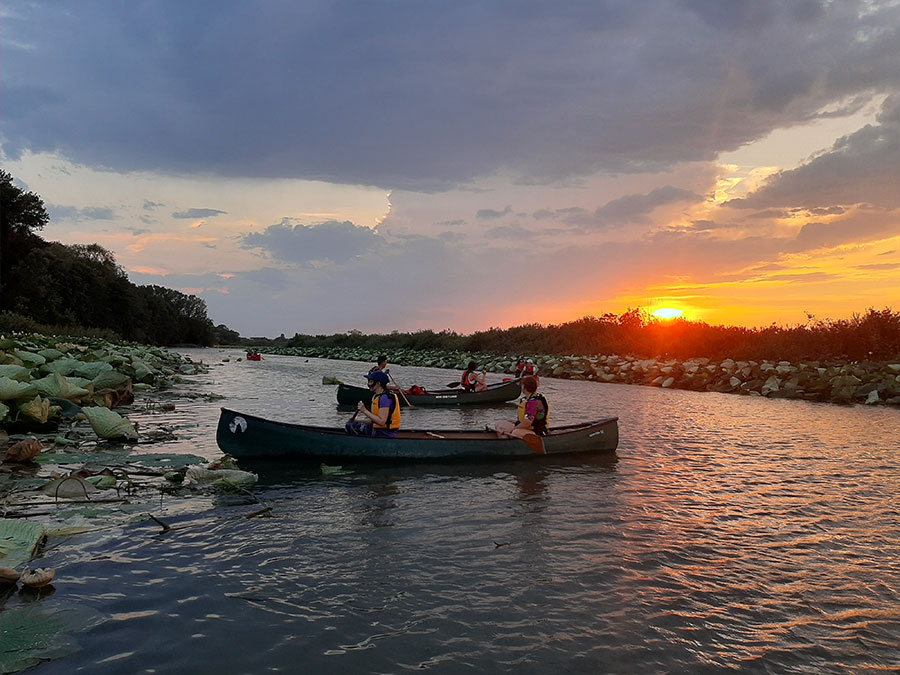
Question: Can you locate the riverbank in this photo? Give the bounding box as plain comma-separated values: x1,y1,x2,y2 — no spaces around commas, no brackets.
243,345,900,407
1,333,238,502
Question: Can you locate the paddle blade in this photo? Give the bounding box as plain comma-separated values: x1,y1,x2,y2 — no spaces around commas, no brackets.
446,381,461,388
520,433,545,454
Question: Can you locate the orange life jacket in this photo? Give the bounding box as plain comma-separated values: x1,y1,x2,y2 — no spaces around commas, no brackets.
371,392,401,430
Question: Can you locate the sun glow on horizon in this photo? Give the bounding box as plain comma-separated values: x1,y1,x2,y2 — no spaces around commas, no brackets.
652,308,684,320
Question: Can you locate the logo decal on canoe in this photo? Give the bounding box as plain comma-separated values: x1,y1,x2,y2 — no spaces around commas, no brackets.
229,416,248,434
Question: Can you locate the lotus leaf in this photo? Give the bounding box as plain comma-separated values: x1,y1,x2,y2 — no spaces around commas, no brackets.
320,463,352,476
100,354,127,367
0,364,31,382
48,397,85,420
39,476,99,498
0,401,9,421
0,337,15,349
14,350,46,367
32,373,91,402
18,396,61,423
0,518,46,569
73,361,113,379
40,357,82,377
130,359,155,383
5,438,43,462
185,467,258,485
2,353,25,366
38,348,65,361
91,370,131,390
55,342,87,353
0,603,105,673
0,376,38,401
84,475,117,489
81,406,138,440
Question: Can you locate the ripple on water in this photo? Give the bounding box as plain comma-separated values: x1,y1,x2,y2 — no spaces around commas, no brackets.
21,350,900,674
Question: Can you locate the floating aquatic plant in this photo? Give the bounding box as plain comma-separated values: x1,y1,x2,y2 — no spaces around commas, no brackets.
0,519,46,569
80,406,138,440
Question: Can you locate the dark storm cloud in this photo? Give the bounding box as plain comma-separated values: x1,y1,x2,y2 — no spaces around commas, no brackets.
727,96,900,210
172,208,228,219
593,186,702,225
241,220,382,264
533,186,702,228
3,1,899,190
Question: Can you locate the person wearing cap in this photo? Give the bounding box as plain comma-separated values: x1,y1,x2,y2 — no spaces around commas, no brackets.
345,370,401,437
522,359,538,378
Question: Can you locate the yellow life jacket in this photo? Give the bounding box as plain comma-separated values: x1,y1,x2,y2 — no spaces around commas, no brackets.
371,392,401,430
516,394,549,435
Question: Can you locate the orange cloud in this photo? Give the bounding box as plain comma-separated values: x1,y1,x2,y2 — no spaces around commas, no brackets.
130,266,168,276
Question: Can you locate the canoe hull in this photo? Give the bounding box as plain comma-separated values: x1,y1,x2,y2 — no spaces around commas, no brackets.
336,379,521,407
216,408,618,460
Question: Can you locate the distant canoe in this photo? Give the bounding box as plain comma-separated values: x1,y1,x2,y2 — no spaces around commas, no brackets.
216,407,618,460
336,379,522,407
246,354,262,361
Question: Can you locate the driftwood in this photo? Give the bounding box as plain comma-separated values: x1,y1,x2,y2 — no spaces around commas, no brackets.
244,507,273,519
148,514,172,533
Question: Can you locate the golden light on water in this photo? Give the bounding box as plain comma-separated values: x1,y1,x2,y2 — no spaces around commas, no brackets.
652,308,684,320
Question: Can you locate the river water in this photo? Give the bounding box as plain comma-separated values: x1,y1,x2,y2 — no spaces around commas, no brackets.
13,349,900,674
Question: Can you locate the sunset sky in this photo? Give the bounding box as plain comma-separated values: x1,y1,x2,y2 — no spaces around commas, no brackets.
2,1,899,337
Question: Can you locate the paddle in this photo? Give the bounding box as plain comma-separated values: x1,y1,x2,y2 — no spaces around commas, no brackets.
388,372,416,408
446,381,461,388
520,432,545,454
497,430,544,454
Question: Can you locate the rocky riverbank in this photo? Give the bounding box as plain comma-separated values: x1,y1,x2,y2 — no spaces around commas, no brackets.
246,346,900,407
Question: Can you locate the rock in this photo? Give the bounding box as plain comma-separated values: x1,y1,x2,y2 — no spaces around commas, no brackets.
761,376,781,396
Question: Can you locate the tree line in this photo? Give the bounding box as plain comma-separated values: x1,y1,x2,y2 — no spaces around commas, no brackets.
276,307,900,362
1,169,226,346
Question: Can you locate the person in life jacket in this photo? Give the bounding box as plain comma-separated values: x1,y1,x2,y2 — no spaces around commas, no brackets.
345,370,401,437
522,359,537,377
368,355,388,376
368,355,400,390
460,360,488,392
514,359,526,378
489,375,549,438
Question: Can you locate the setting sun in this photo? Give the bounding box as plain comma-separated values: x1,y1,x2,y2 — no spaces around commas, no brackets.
652,308,684,320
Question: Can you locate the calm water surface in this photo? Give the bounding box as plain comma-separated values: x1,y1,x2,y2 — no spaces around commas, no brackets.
14,350,900,674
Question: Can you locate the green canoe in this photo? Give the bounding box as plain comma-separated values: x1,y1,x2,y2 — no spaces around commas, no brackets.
216,407,619,460
336,378,522,407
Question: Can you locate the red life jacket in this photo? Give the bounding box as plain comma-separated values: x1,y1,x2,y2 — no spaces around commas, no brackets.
460,370,475,391
523,363,536,376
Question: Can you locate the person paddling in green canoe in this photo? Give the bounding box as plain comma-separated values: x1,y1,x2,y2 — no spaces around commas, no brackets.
345,370,402,438
488,376,549,440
